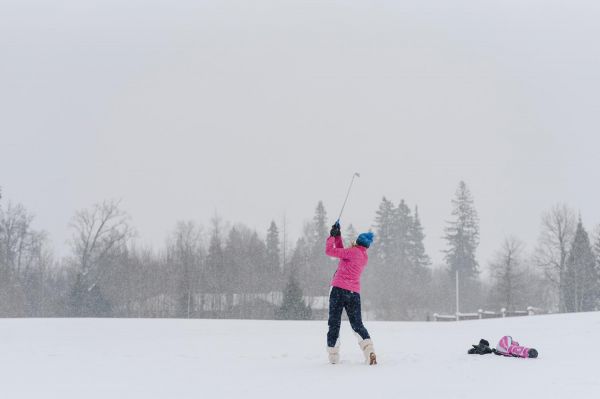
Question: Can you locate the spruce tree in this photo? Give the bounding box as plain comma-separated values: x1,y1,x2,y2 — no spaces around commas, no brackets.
275,273,312,320
307,201,333,296
594,228,600,262
405,205,432,317
564,219,598,312
288,236,310,292
68,273,111,317
373,197,396,265
248,231,268,293
395,199,413,271
595,231,600,307
595,230,600,278
369,197,397,318
312,201,328,247
444,181,480,278
371,197,430,320
409,206,431,269
266,221,281,290
443,181,480,313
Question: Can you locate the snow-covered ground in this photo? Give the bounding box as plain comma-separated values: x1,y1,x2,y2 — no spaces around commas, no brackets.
2,312,599,399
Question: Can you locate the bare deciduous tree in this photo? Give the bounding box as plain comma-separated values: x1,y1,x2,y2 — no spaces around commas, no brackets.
166,221,204,318
0,200,54,316
69,200,134,291
490,236,525,311
534,204,576,312
0,202,34,278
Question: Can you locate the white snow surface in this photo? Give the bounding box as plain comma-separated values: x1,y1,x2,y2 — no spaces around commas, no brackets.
2,312,599,399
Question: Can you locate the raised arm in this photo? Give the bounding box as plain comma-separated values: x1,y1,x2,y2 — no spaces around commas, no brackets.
325,236,352,259
334,235,344,249
325,221,351,259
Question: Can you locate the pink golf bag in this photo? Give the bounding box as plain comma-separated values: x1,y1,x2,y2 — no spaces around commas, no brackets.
495,336,538,358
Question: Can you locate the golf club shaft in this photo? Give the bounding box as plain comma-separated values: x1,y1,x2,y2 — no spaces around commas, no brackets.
337,173,359,222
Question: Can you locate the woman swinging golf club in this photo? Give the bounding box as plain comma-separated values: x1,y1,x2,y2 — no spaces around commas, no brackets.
324,173,375,365
325,222,376,365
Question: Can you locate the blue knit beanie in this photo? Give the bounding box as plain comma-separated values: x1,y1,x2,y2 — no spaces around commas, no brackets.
356,232,374,248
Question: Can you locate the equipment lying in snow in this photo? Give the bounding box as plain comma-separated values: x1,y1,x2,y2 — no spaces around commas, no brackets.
468,339,494,355
494,335,538,358
467,336,538,358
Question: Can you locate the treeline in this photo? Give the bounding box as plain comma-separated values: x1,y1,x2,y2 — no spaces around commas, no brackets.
0,183,599,320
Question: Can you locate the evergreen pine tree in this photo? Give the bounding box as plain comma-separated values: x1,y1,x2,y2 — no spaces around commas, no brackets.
68,273,111,317
275,273,312,320
395,199,413,272
443,181,480,313
288,236,310,291
564,219,598,312
368,197,397,318
373,197,397,265
395,200,431,319
595,230,600,307
223,227,244,316
225,227,244,288
307,201,334,296
266,221,281,290
444,181,480,278
404,205,432,318
247,231,268,294
312,201,329,248
594,229,600,259
409,206,431,269
595,229,600,278
370,197,427,319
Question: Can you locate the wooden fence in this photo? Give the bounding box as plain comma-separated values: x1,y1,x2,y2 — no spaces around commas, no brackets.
433,307,546,321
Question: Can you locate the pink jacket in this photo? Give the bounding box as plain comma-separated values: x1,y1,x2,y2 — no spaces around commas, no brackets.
496,336,532,358
325,236,368,293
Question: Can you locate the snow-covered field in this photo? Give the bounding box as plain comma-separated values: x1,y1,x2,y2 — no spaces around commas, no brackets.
2,312,599,399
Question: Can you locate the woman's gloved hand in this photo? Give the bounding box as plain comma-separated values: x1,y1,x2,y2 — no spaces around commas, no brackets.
330,221,341,237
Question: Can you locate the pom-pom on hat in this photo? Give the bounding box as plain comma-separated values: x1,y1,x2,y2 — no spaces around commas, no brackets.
356,232,374,248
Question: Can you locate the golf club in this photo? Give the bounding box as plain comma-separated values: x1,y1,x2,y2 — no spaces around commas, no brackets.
336,172,360,223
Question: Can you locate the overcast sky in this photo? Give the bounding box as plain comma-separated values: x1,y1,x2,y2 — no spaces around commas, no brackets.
2,0,600,268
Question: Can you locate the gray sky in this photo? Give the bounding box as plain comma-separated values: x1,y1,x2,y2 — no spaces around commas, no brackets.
2,0,600,267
